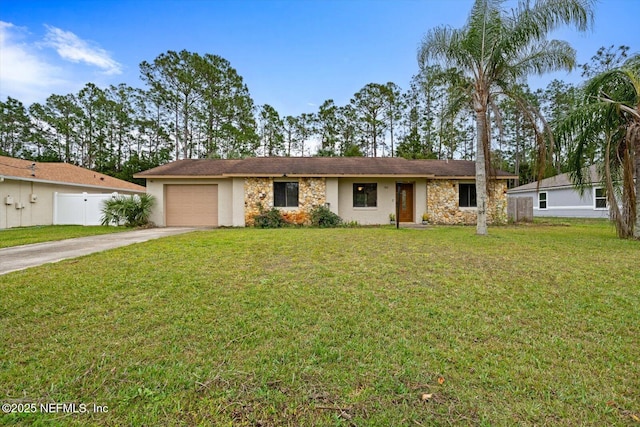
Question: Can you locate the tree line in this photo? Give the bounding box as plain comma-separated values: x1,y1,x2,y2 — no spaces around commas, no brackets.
0,46,622,185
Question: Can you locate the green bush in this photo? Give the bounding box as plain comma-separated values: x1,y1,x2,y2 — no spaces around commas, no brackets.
101,193,155,227
310,205,342,228
253,207,287,228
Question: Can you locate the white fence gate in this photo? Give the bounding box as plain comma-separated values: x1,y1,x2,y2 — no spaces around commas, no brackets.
53,192,119,226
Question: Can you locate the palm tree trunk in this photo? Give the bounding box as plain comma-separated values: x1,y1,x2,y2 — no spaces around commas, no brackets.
631,123,640,239
475,107,489,235
604,133,627,238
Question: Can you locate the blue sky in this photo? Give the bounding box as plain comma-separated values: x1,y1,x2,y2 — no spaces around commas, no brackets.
1,0,638,117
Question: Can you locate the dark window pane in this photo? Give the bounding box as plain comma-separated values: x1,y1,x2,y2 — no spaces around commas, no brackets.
595,188,606,208
286,182,299,207
274,182,298,207
365,184,378,208
595,188,607,208
459,183,476,207
353,183,377,207
274,182,286,207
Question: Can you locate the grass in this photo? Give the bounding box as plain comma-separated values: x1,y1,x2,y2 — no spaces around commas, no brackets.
0,225,129,249
0,220,638,426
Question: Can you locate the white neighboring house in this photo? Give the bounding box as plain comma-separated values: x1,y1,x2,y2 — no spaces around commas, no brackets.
507,165,609,218
0,155,145,229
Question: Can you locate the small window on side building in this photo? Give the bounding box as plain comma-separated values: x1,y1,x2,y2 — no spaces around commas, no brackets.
595,188,607,209
538,192,547,209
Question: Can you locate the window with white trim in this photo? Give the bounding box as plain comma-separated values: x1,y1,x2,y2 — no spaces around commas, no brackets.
274,182,299,207
594,187,607,209
459,183,477,208
353,183,377,207
538,192,547,209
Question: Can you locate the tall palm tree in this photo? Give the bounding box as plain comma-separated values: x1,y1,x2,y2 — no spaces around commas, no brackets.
418,0,594,235
559,55,640,239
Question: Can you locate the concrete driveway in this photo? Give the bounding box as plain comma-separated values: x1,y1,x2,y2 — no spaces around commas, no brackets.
0,227,196,275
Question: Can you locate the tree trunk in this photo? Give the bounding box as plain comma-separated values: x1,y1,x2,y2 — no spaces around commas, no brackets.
174,106,180,160
514,112,521,187
631,123,640,239
473,87,489,236
475,107,489,236
604,133,627,238
390,117,394,157
183,97,190,159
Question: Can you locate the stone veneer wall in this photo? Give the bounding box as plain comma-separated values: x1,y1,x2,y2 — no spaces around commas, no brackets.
244,177,326,226
426,180,508,225
244,178,273,226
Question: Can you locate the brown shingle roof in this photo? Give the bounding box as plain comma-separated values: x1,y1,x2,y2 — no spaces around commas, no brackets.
136,157,516,179
508,165,600,193
226,157,438,176
134,159,242,177
0,155,145,192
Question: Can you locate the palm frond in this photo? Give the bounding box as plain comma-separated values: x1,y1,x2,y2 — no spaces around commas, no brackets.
586,67,640,116
419,26,476,77
509,0,594,42
510,39,576,77
466,0,505,64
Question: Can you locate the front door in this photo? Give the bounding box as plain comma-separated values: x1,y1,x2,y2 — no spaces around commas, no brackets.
397,183,414,222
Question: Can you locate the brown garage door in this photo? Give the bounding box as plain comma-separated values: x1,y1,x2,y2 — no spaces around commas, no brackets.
165,184,218,226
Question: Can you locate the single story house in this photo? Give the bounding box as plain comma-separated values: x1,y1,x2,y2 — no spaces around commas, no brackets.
134,157,515,227
507,165,609,219
0,155,145,229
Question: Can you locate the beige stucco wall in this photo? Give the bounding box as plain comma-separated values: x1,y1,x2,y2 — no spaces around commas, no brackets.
414,180,427,223
0,178,141,229
325,178,339,215
244,177,326,226
231,178,245,226
145,178,238,227
337,178,399,225
426,179,508,225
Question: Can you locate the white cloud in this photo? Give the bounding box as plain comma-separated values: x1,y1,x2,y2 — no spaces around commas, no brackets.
43,25,122,75
0,21,123,105
0,21,69,104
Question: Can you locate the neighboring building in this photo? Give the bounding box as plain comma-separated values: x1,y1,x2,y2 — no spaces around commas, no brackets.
0,155,145,229
507,165,609,219
134,157,515,227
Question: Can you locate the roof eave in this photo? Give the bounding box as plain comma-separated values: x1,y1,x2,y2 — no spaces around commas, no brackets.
285,173,436,178
431,175,516,180
2,175,145,192
508,182,599,193
221,173,437,178
134,173,516,180
133,174,227,179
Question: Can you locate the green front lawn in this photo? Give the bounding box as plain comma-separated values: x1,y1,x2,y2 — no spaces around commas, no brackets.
0,225,128,249
1,221,638,425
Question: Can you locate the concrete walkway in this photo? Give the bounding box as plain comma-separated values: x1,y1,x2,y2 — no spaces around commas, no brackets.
0,227,196,275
